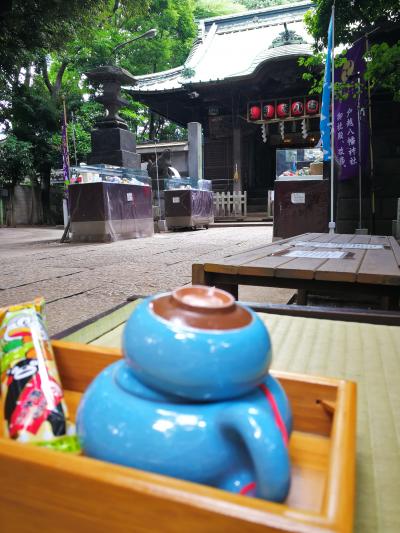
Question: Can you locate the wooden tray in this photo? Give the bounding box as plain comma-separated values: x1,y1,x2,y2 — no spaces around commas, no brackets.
0,341,356,533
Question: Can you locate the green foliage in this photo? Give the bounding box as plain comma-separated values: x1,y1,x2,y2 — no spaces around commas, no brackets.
0,135,34,187
130,0,196,72
299,52,353,101
236,0,300,9
302,1,400,102
304,0,400,48
194,0,298,16
194,0,244,18
0,0,112,78
365,41,400,102
298,54,325,95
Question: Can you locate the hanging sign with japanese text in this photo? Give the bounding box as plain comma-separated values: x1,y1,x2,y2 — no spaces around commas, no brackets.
334,38,369,181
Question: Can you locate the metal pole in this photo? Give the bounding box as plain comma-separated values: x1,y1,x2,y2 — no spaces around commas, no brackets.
329,2,336,234
154,140,161,216
366,35,375,233
357,75,362,229
113,29,157,64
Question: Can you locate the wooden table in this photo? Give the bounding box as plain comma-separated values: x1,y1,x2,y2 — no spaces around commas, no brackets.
192,232,400,309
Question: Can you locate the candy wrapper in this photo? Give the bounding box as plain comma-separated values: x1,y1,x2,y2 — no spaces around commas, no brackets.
0,298,80,452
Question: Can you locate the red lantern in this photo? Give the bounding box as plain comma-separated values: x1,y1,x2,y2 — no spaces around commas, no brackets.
249,105,261,120
291,101,304,116
263,104,275,120
306,99,319,115
276,102,290,118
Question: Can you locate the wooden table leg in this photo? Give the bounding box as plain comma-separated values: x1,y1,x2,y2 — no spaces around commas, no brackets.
212,282,239,300
203,272,239,300
380,294,399,310
191,265,239,299
192,263,206,285
297,289,308,306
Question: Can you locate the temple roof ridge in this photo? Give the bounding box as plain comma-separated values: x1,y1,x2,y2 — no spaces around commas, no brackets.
185,20,206,64
200,1,313,28
133,65,183,83
232,42,312,79
130,1,314,93
203,0,314,31
185,22,217,70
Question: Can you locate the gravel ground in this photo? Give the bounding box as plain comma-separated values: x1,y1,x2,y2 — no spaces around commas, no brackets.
0,226,294,335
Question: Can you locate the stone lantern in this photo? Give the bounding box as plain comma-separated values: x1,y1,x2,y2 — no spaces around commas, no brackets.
86,66,140,169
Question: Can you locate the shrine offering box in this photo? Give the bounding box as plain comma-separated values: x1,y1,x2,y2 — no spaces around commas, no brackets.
68,182,154,242
164,189,214,230
0,341,356,533
273,179,329,239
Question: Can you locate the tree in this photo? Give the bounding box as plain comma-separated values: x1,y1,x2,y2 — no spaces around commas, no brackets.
304,1,400,101
0,1,148,79
194,0,244,18
304,0,400,47
1,1,243,223
0,0,107,79
0,1,156,222
103,0,198,139
365,41,400,102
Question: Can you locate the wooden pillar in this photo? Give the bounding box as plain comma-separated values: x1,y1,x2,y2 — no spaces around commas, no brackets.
233,126,242,192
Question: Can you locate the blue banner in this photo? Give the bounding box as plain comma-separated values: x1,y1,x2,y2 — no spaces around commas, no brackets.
320,15,333,161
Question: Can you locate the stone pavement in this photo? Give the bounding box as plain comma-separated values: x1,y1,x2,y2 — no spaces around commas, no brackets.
0,226,294,335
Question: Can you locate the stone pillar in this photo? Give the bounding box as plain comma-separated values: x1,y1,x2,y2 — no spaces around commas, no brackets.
233,127,242,192
188,122,203,179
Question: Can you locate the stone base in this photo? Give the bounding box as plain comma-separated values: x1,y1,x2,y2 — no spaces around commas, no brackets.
166,215,214,229
88,150,141,169
88,127,141,169
70,218,154,242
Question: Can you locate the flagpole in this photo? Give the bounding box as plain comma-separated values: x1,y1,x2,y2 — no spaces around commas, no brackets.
61,96,71,236
62,96,71,179
357,74,363,230
366,34,375,233
329,2,336,234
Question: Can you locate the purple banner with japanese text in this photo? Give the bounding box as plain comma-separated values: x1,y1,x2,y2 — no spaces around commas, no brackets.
61,122,70,185
334,38,369,181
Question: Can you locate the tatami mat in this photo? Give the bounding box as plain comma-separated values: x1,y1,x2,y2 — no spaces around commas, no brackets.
86,312,400,532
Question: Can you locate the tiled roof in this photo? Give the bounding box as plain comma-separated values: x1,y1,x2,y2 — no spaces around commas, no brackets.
130,1,314,94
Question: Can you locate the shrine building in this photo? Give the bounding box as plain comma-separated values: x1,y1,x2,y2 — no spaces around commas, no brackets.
130,1,400,234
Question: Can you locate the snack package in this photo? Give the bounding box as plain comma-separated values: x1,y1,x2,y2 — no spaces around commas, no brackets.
0,298,80,452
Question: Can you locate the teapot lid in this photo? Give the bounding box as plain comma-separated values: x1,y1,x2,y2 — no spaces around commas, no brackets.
151,286,252,330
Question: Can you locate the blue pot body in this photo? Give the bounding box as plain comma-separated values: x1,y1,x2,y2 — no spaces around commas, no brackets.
123,296,271,401
76,360,292,502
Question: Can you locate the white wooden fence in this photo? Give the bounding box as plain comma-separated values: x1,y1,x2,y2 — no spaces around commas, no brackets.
213,191,247,218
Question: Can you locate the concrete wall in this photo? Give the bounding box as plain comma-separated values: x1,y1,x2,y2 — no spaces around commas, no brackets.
12,185,42,225
169,151,188,176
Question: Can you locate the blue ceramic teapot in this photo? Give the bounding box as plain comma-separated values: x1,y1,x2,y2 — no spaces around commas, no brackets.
77,286,292,502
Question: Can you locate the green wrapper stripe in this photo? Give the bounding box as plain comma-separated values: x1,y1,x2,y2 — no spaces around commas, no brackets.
35,435,81,453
